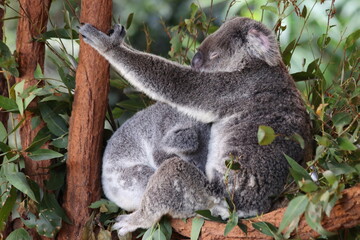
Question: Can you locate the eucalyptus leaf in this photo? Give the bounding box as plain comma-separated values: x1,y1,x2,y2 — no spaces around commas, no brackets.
224,212,238,236
257,125,276,145
5,228,31,240
126,13,134,30
337,137,357,151
28,149,63,161
0,95,18,112
190,217,204,240
39,103,68,137
278,195,309,233
284,154,311,182
6,172,38,202
305,202,334,236
252,221,283,240
0,187,17,232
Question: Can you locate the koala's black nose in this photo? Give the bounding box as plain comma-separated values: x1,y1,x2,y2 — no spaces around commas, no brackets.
191,51,203,70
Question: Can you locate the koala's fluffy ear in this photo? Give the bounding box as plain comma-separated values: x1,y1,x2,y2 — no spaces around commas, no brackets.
246,29,281,66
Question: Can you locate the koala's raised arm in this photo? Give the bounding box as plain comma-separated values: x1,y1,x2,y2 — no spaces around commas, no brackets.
79,18,282,123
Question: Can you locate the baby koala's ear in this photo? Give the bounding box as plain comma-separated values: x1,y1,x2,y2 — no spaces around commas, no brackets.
246,28,281,66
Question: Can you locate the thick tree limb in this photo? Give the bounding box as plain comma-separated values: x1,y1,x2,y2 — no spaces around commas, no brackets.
171,184,360,239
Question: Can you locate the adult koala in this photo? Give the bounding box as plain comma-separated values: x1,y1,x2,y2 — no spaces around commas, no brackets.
79,17,312,235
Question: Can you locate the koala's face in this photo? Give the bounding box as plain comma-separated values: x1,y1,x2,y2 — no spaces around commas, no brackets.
191,17,279,72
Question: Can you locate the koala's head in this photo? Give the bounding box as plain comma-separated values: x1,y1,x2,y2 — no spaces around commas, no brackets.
191,17,282,72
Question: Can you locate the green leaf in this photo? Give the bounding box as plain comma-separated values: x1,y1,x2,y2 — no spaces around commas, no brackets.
31,116,41,130
257,125,276,145
225,159,241,170
190,3,199,18
345,29,360,48
305,202,334,236
291,71,316,82
337,137,357,151
322,170,337,185
126,13,134,30
51,135,68,148
282,39,296,66
224,212,238,236
0,95,18,112
25,128,51,152
36,209,62,238
5,228,31,240
37,28,79,40
142,227,155,240
278,195,309,233
6,172,38,202
301,5,307,18
34,64,44,79
252,222,283,240
0,187,17,232
290,133,305,149
158,217,172,240
260,5,278,14
89,199,119,213
327,162,356,176
190,217,204,240
0,142,11,154
332,112,352,134
195,210,226,223
299,179,318,193
28,149,63,161
39,103,68,137
45,168,65,191
284,154,312,182
0,121,7,142
153,228,166,240
41,192,71,224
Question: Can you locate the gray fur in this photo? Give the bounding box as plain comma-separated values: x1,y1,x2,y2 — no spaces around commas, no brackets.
102,102,211,212
80,17,312,235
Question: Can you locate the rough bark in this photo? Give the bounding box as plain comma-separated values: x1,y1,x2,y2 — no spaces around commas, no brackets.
171,184,360,240
15,0,51,188
14,1,52,239
57,0,112,239
0,0,7,128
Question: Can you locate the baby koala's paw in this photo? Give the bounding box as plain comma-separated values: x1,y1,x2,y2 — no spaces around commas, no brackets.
112,214,140,236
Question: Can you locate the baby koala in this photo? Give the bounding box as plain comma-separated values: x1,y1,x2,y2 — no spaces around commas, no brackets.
102,102,228,235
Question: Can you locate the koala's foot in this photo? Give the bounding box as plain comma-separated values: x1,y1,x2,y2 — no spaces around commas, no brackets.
113,211,158,236
79,23,126,52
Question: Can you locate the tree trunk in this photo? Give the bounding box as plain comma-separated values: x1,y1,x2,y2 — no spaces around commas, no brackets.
0,0,8,129
14,1,52,239
15,0,52,187
171,184,360,240
57,0,112,239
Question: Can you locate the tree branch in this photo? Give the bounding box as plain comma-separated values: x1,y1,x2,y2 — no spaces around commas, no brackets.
171,184,360,239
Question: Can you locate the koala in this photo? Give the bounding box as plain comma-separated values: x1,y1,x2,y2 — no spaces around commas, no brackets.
79,17,312,235
102,102,211,211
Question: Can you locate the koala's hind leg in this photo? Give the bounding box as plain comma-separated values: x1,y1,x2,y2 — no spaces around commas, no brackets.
113,157,227,236
102,163,155,211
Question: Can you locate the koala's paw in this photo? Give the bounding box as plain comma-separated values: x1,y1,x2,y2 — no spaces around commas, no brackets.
112,214,139,236
109,24,126,40
79,23,109,52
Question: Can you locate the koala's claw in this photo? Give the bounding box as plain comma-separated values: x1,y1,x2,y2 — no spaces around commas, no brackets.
112,214,137,236
108,29,114,36
111,24,126,38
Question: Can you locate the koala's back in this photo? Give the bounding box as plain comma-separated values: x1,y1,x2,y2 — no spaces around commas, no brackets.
102,102,210,211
